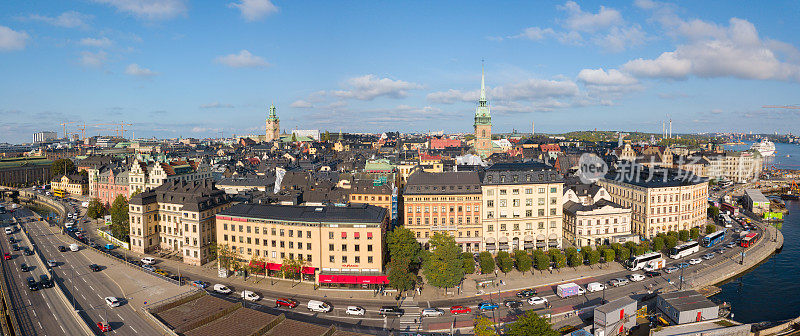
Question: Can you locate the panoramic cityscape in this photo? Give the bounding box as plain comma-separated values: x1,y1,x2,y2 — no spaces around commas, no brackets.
1,1,800,336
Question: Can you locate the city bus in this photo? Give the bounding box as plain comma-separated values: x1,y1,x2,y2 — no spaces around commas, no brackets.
52,189,66,198
669,241,700,259
740,232,760,248
0,205,4,214
624,252,665,271
701,229,726,248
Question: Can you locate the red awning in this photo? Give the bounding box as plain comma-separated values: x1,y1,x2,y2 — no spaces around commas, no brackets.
301,267,316,275
367,232,373,239
337,275,359,284
360,275,389,284
341,232,347,238
319,274,336,283
354,232,360,238
267,263,282,271
317,274,389,284
249,260,266,269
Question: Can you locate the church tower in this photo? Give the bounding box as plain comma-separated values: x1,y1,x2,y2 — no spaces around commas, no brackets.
473,65,492,158
265,104,280,142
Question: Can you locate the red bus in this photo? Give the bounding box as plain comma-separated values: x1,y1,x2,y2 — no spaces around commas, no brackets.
740,232,759,247
721,202,739,217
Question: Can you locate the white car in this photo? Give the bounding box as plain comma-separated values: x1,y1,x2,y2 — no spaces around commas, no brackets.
141,257,156,265
628,274,646,282
213,284,232,294
610,278,629,287
688,258,702,265
105,297,120,307
241,290,260,301
346,306,366,316
47,260,57,267
527,297,548,305
421,308,444,317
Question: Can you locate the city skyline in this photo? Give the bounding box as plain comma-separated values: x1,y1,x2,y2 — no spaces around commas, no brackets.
2,0,800,143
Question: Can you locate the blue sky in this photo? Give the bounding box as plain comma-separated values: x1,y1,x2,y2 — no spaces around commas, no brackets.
2,0,800,143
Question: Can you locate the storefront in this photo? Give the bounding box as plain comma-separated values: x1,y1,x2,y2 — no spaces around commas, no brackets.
318,274,389,289
247,261,315,282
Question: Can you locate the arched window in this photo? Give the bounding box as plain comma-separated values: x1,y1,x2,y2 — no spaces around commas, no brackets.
482,130,486,137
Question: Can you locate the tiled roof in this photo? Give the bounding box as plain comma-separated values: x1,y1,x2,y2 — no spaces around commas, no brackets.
219,203,387,224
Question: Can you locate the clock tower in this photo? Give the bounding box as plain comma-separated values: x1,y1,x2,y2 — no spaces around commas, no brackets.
265,104,280,142
473,66,492,158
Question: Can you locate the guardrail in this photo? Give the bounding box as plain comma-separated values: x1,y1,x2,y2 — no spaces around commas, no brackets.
0,235,23,336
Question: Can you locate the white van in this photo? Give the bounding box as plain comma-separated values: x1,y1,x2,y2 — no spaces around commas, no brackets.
241,290,260,301
586,282,606,293
69,243,79,252
307,300,332,313
4,227,12,234
213,284,232,294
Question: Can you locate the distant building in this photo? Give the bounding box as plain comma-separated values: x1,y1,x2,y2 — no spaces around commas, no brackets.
742,188,769,214
96,167,130,206
51,174,88,196
128,158,211,195
33,131,57,143
265,104,280,142
562,182,633,247
292,130,320,141
0,156,52,187
473,67,492,158
429,138,462,150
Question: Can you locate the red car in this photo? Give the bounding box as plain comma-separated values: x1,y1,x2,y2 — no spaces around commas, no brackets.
450,305,472,315
3,253,10,260
275,298,298,308
97,322,111,332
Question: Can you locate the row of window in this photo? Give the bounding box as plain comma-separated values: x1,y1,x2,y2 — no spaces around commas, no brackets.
486,208,558,218
409,205,479,213
409,216,479,226
415,230,479,238
486,198,557,207
486,221,557,232
486,187,557,196
221,223,375,240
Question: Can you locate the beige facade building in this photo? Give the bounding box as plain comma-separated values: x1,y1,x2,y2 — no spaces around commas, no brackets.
598,166,708,238
562,183,633,247
128,158,211,195
129,180,232,266
481,162,564,251
215,203,388,286
51,174,88,196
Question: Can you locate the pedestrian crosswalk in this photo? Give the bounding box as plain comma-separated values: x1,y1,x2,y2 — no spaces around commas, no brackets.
398,297,421,325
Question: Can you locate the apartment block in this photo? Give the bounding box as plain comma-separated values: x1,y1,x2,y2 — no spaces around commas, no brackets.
129,158,212,195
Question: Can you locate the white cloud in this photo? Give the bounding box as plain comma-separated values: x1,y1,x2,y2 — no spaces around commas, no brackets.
200,102,234,109
331,75,422,100
91,0,187,20
215,50,270,68
290,100,313,108
26,11,92,28
80,51,108,67
559,1,622,33
0,26,29,51
512,27,555,40
125,63,158,77
578,68,638,86
228,0,278,22
79,37,112,47
594,25,646,52
427,78,579,104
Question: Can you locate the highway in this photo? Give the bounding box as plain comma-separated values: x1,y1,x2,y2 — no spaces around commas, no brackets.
0,209,88,336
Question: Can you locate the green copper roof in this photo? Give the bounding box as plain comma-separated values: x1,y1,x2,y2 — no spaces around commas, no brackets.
267,104,279,121
474,65,491,125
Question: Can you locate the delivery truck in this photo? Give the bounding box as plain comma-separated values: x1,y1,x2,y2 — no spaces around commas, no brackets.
556,283,584,298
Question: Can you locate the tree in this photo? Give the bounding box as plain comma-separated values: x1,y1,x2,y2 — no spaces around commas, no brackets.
665,235,679,250
86,197,106,219
706,224,717,234
51,159,76,176
291,133,297,142
479,252,495,274
679,230,690,241
602,249,615,263
616,247,631,262
474,315,499,336
281,258,302,279
248,254,266,276
568,251,583,267
533,250,549,270
552,251,566,269
214,243,240,272
652,236,665,251
422,233,465,289
506,310,559,336
79,169,88,181
388,257,416,292
460,252,475,274
624,241,637,251
587,248,601,265
708,206,720,219
690,227,700,240
514,250,532,273
387,227,421,264
322,131,331,142
109,195,129,242
496,251,513,274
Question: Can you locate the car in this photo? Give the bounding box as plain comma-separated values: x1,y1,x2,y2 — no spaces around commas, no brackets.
38,275,53,288
449,305,472,315
154,269,169,276
715,248,726,254
527,297,548,305
378,306,404,317
516,288,537,298
8,237,14,243
688,258,702,265
142,264,155,272
23,248,33,256
89,264,101,272
11,244,19,251
170,275,190,282
191,280,208,288
212,284,231,294
559,325,579,334
609,278,629,287
725,242,737,248
97,321,111,332
503,299,522,308
628,274,646,282
241,290,260,301
47,260,57,267
27,277,38,291
141,257,156,265
346,306,366,316
702,253,715,260
3,253,10,260
478,302,499,311
20,263,29,272
57,245,66,252
644,270,661,277
664,266,678,273
105,296,120,307
421,308,444,317
275,298,298,308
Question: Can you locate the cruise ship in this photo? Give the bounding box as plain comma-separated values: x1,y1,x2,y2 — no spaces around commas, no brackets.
751,138,776,156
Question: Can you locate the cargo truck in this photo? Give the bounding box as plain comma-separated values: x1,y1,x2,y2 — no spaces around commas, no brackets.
556,283,584,298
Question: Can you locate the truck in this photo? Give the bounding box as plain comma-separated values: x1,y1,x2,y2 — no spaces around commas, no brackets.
556,283,584,298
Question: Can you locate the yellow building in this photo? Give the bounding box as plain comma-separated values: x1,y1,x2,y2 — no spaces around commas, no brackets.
50,174,88,196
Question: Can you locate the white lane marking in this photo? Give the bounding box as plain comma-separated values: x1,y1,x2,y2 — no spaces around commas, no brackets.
117,313,122,320
38,321,42,329
82,278,87,283
130,326,137,333
59,324,66,334
88,285,94,291
81,294,86,300
31,309,36,317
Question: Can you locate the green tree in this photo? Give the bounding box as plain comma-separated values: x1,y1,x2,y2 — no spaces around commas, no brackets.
679,229,690,241
109,194,129,242
565,247,578,257
248,254,266,276
213,243,240,272
496,251,513,274
568,251,583,267
474,315,499,336
388,257,416,292
708,206,720,219
281,258,302,279
616,247,631,262
652,237,665,251
552,251,566,269
533,250,549,270
51,159,76,176
422,233,466,289
387,226,421,264
514,250,532,273
666,235,679,250
587,248,601,265
291,133,297,142
624,241,637,251
460,252,475,274
690,227,700,240
603,248,615,263
479,252,495,274
706,224,717,234
506,310,559,336
86,197,106,219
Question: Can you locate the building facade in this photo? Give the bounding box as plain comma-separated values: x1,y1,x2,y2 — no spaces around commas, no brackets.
128,158,211,195
0,157,51,187
403,171,483,252
473,68,492,158
128,180,232,266
266,104,280,142
481,162,564,251
33,131,58,143
563,199,633,248
96,167,130,206
215,203,388,286
51,174,88,196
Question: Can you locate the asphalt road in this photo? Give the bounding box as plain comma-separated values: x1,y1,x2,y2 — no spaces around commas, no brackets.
0,209,88,336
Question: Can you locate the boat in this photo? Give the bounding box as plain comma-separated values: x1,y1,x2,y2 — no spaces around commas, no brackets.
751,139,776,156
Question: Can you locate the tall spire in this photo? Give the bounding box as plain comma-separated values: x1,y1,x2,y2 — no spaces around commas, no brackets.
480,59,486,102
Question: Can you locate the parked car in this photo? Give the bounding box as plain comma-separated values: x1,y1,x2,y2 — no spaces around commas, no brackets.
478,302,499,311
11,244,19,251
3,253,10,260
449,306,472,315
609,278,629,287
23,247,33,256
677,262,690,269
142,264,155,272
47,260,57,267
346,306,366,316
628,274,646,282
527,297,548,305
89,264,101,272
275,298,298,308
421,307,444,317
38,275,53,288
378,306,404,317
664,266,679,273
213,284,231,294
8,237,14,243
154,269,169,277
27,277,38,291
105,297,120,307
140,257,156,265
644,270,661,277
516,289,537,298
241,290,260,301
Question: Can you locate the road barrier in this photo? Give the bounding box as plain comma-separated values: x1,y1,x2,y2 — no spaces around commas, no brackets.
0,242,23,336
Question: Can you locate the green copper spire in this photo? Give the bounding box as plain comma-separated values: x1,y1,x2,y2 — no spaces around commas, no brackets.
480,61,486,102
268,103,279,121
474,62,491,125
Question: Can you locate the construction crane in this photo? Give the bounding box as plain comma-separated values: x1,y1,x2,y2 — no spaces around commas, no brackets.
59,121,76,139
762,105,800,109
